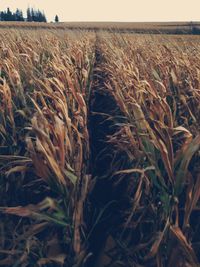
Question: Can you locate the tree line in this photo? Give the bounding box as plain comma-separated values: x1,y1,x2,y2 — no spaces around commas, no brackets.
0,7,59,22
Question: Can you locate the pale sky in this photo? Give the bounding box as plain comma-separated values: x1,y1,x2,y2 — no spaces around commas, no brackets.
0,0,200,22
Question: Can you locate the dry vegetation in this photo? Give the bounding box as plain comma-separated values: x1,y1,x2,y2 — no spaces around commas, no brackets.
0,29,96,266
91,33,200,267
0,27,200,267
0,21,200,34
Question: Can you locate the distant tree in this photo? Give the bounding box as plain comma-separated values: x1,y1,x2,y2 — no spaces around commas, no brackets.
15,8,20,21
15,8,24,21
27,7,32,21
19,10,25,21
5,8,13,21
0,7,46,22
42,11,47,22
36,10,47,22
31,8,36,22
37,10,42,22
55,15,59,23
26,8,47,22
0,11,5,21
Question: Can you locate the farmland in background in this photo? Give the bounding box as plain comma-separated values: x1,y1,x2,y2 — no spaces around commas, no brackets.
0,25,200,267
0,21,200,34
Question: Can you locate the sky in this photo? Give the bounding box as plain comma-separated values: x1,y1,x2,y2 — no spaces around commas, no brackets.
0,0,200,22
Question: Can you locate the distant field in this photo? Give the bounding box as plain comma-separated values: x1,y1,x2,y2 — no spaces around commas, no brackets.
0,21,200,34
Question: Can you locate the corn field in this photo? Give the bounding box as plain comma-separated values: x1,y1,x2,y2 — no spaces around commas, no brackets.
0,28,200,267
